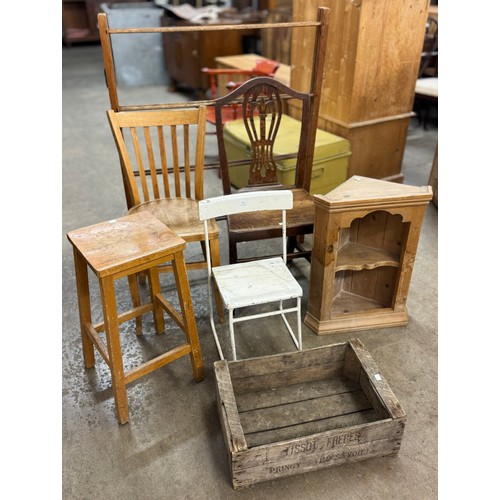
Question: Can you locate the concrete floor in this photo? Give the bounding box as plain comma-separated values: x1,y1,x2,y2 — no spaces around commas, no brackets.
62,45,438,499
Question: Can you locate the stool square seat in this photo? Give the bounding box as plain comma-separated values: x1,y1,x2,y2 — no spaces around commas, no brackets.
68,212,186,278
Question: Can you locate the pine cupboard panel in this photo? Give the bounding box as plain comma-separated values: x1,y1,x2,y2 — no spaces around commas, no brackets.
349,0,427,121
291,0,428,122
317,109,412,180
290,0,429,180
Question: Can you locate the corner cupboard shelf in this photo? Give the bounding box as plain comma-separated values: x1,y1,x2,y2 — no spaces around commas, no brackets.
336,242,400,271
305,176,432,335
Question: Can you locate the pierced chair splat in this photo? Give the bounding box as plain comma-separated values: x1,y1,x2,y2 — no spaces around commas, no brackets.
199,190,303,361
201,58,280,126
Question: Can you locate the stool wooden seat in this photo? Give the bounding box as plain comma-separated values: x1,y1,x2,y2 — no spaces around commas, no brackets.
67,211,204,424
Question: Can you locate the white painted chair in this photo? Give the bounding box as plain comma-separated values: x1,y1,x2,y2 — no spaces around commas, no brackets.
199,190,303,360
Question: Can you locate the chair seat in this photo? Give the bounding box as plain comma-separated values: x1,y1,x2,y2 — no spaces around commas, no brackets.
213,257,302,310
129,198,219,242
227,188,314,237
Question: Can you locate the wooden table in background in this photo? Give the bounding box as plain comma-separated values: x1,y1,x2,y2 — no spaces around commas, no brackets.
161,17,258,99
215,53,291,96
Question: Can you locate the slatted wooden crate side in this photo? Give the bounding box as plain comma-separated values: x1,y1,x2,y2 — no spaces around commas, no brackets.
231,419,406,489
231,361,346,393
227,343,348,394
232,418,404,469
342,340,363,381
214,361,248,454
227,342,347,380
347,339,407,420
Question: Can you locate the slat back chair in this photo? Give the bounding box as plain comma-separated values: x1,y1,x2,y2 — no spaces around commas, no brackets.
107,106,224,320
108,107,205,207
213,76,316,264
199,190,303,361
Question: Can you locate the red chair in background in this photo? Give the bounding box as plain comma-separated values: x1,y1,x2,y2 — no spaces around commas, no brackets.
201,59,280,126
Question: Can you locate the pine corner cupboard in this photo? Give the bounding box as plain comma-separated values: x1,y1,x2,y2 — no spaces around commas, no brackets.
305,176,432,335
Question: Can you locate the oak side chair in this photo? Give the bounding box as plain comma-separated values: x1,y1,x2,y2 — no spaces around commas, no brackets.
212,76,317,265
107,106,224,326
199,190,303,361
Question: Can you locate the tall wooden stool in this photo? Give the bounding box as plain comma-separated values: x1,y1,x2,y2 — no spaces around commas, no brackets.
67,211,204,424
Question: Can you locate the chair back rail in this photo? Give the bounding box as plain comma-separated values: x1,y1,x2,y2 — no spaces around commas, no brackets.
213,76,314,195
199,190,293,221
107,107,207,205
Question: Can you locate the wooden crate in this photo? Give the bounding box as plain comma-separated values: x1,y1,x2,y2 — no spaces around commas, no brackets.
214,339,406,489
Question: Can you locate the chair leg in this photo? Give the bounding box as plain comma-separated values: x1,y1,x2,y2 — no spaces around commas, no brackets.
286,236,296,262
73,248,96,368
200,238,224,321
206,267,225,360
146,267,165,335
99,275,129,424
228,309,237,361
229,235,238,264
415,99,423,127
171,250,205,382
138,272,147,285
423,101,431,130
279,299,302,351
286,236,311,263
296,297,302,350
127,274,143,336
208,236,225,322
199,240,208,260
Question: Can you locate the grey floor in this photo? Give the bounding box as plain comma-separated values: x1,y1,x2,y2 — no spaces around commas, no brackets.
62,44,438,499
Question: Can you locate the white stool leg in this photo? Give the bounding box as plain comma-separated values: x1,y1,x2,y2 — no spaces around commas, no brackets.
296,297,302,350
229,309,237,361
